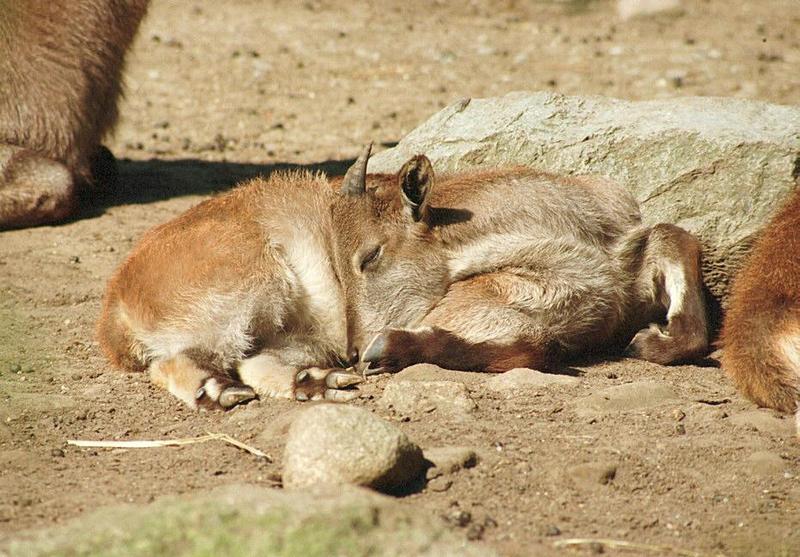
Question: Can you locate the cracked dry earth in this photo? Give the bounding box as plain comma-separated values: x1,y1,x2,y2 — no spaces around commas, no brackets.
1,1,799,556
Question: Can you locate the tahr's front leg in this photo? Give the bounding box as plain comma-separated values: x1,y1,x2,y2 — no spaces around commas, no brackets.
149,352,256,410
238,352,363,402
362,273,560,373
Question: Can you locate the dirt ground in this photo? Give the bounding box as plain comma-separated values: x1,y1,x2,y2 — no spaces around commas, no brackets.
1,0,799,555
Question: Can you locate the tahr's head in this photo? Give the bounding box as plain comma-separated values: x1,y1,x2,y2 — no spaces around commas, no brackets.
330,144,449,362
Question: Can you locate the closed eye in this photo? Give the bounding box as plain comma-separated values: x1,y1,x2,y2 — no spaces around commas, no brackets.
359,245,383,272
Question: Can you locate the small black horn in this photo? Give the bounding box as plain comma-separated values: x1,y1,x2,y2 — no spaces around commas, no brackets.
340,143,372,196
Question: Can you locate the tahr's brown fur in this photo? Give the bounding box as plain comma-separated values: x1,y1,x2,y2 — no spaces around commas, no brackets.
98,147,710,410
721,188,800,427
0,0,149,229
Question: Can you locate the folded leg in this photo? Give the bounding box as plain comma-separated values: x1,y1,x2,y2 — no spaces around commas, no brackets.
0,144,75,229
620,223,709,364
363,272,568,373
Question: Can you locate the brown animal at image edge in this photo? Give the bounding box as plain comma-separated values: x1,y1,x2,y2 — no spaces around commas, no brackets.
97,145,710,410
0,0,149,229
721,186,800,435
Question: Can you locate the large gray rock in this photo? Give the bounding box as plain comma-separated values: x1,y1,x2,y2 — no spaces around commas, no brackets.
370,92,800,303
283,404,425,493
0,484,492,557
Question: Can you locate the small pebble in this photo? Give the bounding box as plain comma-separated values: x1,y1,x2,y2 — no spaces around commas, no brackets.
466,523,484,540
444,509,472,527
589,541,605,554
544,525,561,536
50,448,65,458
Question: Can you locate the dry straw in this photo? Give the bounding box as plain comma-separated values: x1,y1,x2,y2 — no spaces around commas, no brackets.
67,432,271,460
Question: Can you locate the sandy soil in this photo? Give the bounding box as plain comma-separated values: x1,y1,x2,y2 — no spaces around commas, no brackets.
1,1,799,555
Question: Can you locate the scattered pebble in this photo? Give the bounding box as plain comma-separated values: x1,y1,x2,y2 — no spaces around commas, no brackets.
543,525,561,536
588,541,605,554
466,522,485,540
566,461,618,488
283,404,425,494
390,364,484,385
423,446,479,475
381,380,477,418
485,368,580,398
443,509,472,528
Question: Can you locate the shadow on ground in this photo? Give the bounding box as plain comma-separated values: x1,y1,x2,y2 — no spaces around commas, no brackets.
75,155,360,219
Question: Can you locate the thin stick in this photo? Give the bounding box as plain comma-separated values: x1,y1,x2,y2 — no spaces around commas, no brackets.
209,432,271,459
553,538,718,557
67,432,271,460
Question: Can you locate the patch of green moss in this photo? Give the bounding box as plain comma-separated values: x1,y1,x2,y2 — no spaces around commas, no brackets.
2,486,486,557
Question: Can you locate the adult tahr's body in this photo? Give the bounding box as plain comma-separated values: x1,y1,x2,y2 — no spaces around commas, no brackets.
0,0,149,229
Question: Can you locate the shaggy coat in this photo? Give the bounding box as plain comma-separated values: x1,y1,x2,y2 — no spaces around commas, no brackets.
98,147,710,409
721,188,800,428
0,0,149,228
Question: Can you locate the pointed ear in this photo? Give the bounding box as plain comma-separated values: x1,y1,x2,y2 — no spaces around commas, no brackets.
398,155,434,222
340,143,372,197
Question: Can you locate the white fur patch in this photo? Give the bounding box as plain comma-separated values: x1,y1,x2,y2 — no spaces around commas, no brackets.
135,289,261,366
661,261,687,319
202,377,223,401
238,354,296,399
283,233,347,348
